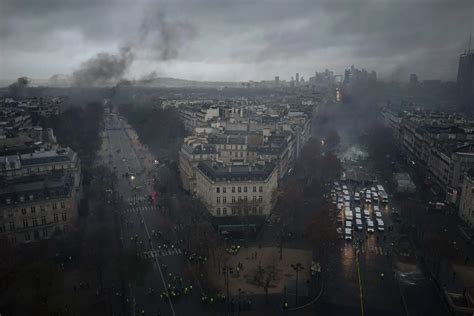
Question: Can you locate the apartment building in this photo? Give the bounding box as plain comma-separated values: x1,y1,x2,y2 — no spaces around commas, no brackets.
459,168,474,226
195,161,277,218
0,173,79,243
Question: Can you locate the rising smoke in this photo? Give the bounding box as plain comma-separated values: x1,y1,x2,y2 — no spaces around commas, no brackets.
70,7,197,87
72,46,134,87
8,77,30,99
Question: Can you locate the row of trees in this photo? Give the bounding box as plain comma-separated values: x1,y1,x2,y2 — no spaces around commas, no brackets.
118,104,185,159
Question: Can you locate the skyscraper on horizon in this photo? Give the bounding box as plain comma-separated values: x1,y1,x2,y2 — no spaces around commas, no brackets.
457,48,474,108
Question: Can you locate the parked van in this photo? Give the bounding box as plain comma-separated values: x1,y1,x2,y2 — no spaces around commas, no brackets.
367,220,375,233
356,219,363,230
345,228,352,241
376,219,385,232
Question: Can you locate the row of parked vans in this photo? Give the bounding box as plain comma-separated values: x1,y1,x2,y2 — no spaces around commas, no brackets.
353,185,389,204
332,182,388,241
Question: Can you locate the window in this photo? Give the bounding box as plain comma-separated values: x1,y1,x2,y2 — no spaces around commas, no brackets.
216,208,221,216
223,187,227,193
238,196,242,202
10,235,16,243
54,213,59,223
232,187,235,193
240,152,243,157
253,186,257,192
232,196,235,203
42,229,48,238
216,187,220,193
244,186,247,193
223,197,227,203
24,232,30,241
60,201,65,208
244,196,248,201
41,216,46,225
31,206,36,213
223,208,227,215
238,187,241,193
40,205,45,211
0,225,4,233
62,213,67,221
32,218,38,226
253,196,257,202
7,210,13,218
23,219,28,228
21,208,26,215
9,222,15,231
259,206,263,214
231,207,236,215
259,186,263,192
259,196,263,202
52,203,57,210
217,197,221,204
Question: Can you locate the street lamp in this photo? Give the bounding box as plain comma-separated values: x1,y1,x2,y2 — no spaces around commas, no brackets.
130,175,135,180
291,263,304,307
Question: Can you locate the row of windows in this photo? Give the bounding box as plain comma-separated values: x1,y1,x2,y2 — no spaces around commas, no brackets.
216,186,263,194
216,206,264,216
0,213,67,232
217,196,263,204
23,229,48,241
2,202,66,218
217,144,246,150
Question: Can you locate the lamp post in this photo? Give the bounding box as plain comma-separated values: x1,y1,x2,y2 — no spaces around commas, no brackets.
291,263,304,307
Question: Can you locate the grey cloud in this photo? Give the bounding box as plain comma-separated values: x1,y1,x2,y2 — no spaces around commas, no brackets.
1,0,473,81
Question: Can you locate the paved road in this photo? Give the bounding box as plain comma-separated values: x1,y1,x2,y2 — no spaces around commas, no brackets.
103,112,205,316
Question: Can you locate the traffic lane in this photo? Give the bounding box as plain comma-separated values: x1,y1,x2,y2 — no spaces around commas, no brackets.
358,253,403,316
322,241,361,314
111,114,207,315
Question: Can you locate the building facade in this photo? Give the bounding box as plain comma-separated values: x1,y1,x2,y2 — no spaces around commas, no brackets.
195,161,277,218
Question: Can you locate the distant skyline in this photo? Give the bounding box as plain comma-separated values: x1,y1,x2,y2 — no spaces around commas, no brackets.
1,0,473,83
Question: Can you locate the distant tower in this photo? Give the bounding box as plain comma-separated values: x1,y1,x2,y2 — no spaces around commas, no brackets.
275,76,280,86
457,33,474,107
409,73,419,85
295,73,299,83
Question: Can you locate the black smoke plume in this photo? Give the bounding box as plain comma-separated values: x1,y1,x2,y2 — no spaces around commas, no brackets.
7,77,30,99
72,46,134,87
70,7,197,87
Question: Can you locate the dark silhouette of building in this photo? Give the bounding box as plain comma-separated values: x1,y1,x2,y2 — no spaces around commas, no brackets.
457,48,474,108
409,73,419,85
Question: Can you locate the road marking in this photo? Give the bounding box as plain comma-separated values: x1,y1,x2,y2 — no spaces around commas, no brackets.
355,253,365,316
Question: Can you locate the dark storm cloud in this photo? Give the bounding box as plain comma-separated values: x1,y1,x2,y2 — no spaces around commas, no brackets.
1,0,473,81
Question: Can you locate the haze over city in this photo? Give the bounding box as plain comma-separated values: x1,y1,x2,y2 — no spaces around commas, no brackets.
1,1,474,316
2,0,473,82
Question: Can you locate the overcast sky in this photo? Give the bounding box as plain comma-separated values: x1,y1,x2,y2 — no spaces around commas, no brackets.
1,0,473,82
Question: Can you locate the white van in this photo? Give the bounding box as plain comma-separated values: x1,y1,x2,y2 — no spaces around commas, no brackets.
379,191,389,203
367,220,375,233
354,192,360,202
345,228,352,240
376,219,385,232
345,220,352,229
375,211,382,219
363,209,370,218
356,219,363,230
355,213,362,220
365,193,372,204
345,210,353,221
373,205,379,212
355,207,361,214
